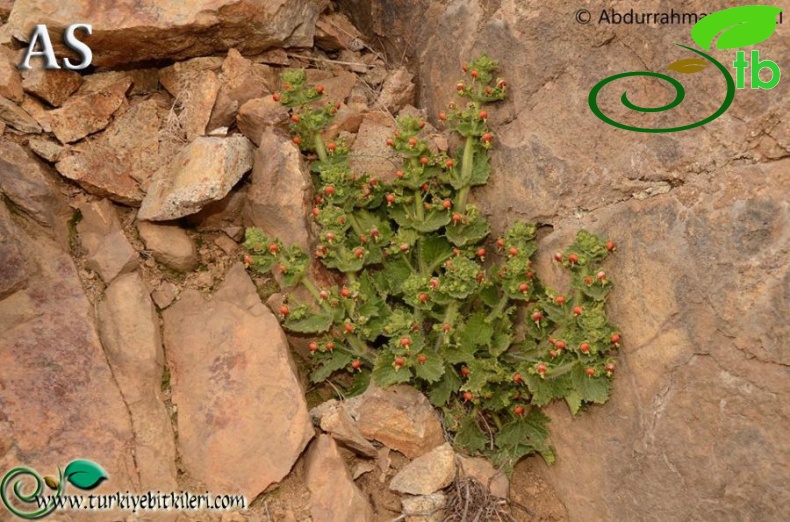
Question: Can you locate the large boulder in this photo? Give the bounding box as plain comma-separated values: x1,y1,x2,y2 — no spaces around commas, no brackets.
345,1,790,519
162,263,314,500
7,0,323,67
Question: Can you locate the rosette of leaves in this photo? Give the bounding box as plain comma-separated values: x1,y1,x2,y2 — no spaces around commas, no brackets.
244,55,622,471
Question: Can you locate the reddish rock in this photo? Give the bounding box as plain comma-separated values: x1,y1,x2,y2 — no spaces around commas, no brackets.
236,96,289,146
456,455,509,498
0,50,23,102
208,49,277,130
159,57,224,97
78,69,159,96
376,67,415,114
49,79,131,144
0,94,41,133
315,12,365,52
98,272,178,491
56,98,163,204
244,128,313,251
0,204,28,299
21,67,82,107
390,443,456,495
76,199,139,283
350,384,445,459
349,111,400,181
313,401,378,458
163,263,313,499
26,137,64,163
306,435,374,522
136,221,199,272
7,0,322,67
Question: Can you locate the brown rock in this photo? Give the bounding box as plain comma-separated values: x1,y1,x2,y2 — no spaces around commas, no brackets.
0,94,41,133
0,204,29,299
0,139,70,243
56,98,163,204
163,263,313,499
76,199,139,283
0,0,12,21
251,48,289,66
78,69,159,96
21,67,82,106
314,401,378,458
244,128,313,251
98,272,178,491
137,221,199,272
49,78,131,143
0,50,23,102
214,234,238,255
7,0,322,67
19,94,50,132
306,435,374,522
456,455,509,498
322,105,365,142
376,67,415,114
350,384,444,458
209,49,277,130
390,443,456,495
159,57,224,97
313,70,358,108
27,137,64,162
139,136,254,221
184,71,220,141
236,96,289,146
349,111,400,181
185,185,248,232
0,201,137,498
315,12,365,52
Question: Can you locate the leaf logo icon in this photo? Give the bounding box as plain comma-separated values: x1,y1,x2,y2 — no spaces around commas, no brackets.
667,58,709,74
63,460,108,490
691,5,783,50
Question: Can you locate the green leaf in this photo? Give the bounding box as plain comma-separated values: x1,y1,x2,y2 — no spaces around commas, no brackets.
372,352,413,387
490,331,513,357
565,390,583,415
454,416,489,454
414,353,445,383
691,5,782,50
63,460,108,490
572,365,611,404
464,359,501,393
429,366,462,406
283,312,333,334
469,148,491,186
458,312,494,349
311,352,353,382
420,235,454,272
376,258,413,295
413,210,452,233
346,370,371,397
446,217,490,247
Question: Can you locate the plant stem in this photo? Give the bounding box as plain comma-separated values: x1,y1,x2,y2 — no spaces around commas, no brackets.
347,333,376,362
457,135,476,213
302,278,333,314
314,132,328,163
486,292,509,323
349,213,365,237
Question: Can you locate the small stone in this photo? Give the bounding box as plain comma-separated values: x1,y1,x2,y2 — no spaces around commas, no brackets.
152,281,179,309
49,79,131,143
223,225,245,242
214,234,238,255
456,454,509,498
27,137,64,162
401,493,447,522
209,49,278,130
182,71,220,141
137,221,199,272
322,105,364,142
138,136,254,221
76,199,139,283
251,49,289,66
377,67,416,113
194,271,214,289
390,443,456,495
312,70,357,108
350,384,445,459
353,460,377,480
0,95,41,134
306,435,374,522
21,67,82,106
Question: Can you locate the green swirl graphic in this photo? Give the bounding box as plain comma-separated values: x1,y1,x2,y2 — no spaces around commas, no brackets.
588,45,736,133
1,467,62,519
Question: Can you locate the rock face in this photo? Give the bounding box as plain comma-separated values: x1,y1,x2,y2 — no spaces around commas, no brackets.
350,384,445,459
21,67,83,107
98,272,178,491
306,435,374,522
346,1,790,519
163,263,313,500
139,136,254,221
349,111,399,180
48,78,130,144
7,0,322,67
0,200,137,498
0,95,41,133
244,128,314,251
